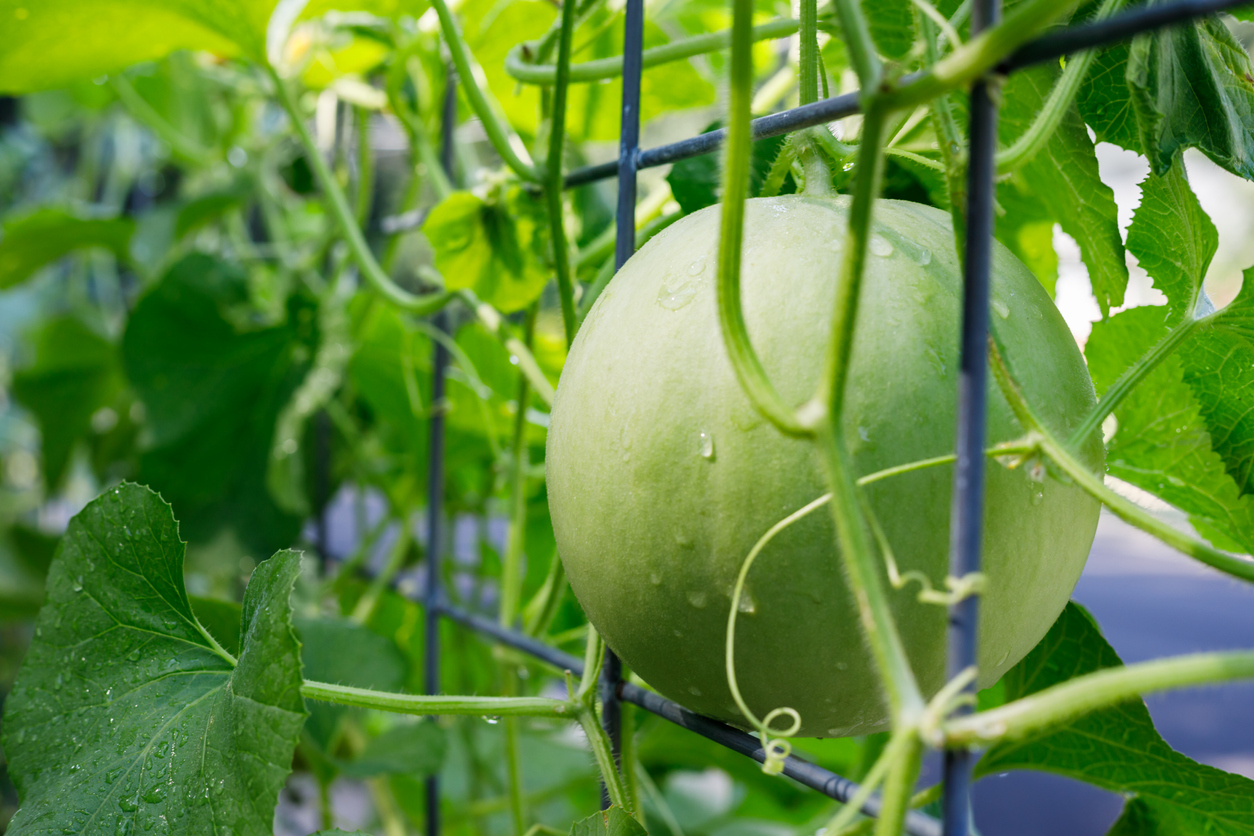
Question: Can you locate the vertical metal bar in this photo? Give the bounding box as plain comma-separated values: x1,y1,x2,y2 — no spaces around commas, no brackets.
424,67,458,836
599,0,644,810
943,1,1000,834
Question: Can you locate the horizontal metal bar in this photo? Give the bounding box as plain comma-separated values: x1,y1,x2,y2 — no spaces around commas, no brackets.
564,91,862,188
436,598,584,673
1004,0,1254,71
433,600,940,835
562,0,1253,190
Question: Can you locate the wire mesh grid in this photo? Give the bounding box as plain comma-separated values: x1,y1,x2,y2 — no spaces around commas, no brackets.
352,1,1254,834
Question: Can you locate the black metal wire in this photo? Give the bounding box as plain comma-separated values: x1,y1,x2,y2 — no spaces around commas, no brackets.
560,0,1254,191
1004,0,1254,71
941,0,1000,832
433,599,942,836
596,0,645,810
423,67,459,836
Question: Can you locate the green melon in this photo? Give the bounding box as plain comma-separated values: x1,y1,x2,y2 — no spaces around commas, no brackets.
547,195,1102,736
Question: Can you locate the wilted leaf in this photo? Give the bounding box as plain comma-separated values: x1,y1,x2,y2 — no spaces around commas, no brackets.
1,483,307,836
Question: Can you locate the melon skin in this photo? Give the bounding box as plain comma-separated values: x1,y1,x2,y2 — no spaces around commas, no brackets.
546,195,1103,737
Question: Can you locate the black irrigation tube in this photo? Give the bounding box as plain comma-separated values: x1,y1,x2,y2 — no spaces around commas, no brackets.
404,1,1254,834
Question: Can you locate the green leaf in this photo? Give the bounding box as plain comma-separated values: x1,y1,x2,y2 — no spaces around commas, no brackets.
0,0,273,94
866,0,916,62
1179,312,1254,498
1106,797,1184,836
1080,12,1254,181
1086,306,1254,553
1129,16,1254,181
666,121,791,215
122,253,317,553
976,603,1254,834
999,65,1127,314
341,720,445,778
1125,163,1217,323
0,209,134,289
1,483,307,836
1077,37,1142,152
570,806,647,836
10,316,124,490
423,188,550,313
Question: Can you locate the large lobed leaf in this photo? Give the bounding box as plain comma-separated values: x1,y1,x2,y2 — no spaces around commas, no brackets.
122,253,317,553
1079,11,1254,182
999,64,1127,312
1,483,307,836
1086,162,1254,549
977,604,1254,834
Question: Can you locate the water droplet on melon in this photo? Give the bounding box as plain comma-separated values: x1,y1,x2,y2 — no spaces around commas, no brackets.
992,299,1010,319
869,236,894,257
697,431,715,460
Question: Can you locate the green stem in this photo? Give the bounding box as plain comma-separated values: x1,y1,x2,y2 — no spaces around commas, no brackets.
919,9,968,253
716,0,811,439
1066,317,1201,449
385,73,454,201
988,337,1254,584
461,291,556,406
547,0,579,346
499,308,537,836
885,0,1083,111
800,0,820,106
944,650,1254,746
820,100,889,416
352,513,414,623
430,0,540,182
354,107,375,228
523,550,567,636
816,425,925,720
832,0,883,92
269,66,452,313
505,18,801,85
996,0,1126,174
579,706,633,811
110,75,214,166
503,710,527,836
303,680,575,716
501,307,538,628
531,0,607,65
872,731,923,836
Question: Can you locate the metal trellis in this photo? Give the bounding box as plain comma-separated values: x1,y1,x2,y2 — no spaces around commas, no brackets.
407,1,1254,834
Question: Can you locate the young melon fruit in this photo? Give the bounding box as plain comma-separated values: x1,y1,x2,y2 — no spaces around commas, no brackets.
546,195,1102,736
